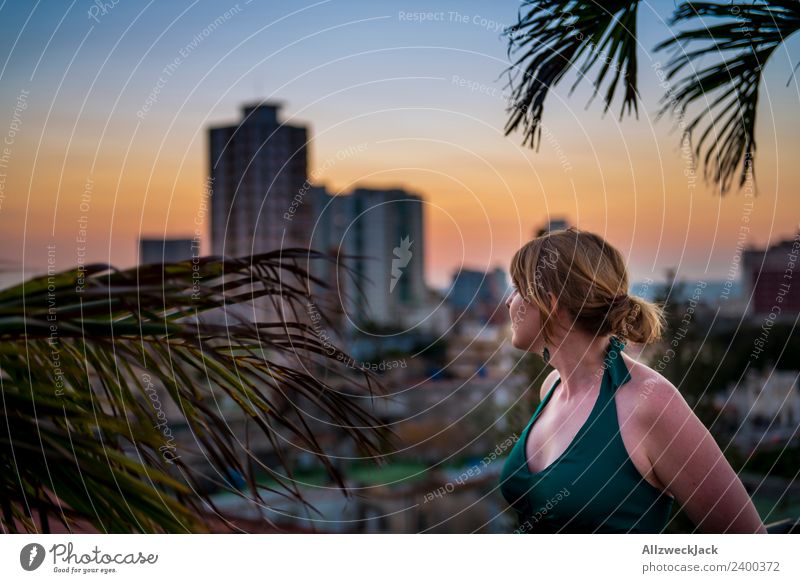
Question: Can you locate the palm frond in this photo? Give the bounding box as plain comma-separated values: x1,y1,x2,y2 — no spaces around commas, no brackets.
655,1,800,193
0,249,396,533
502,0,641,149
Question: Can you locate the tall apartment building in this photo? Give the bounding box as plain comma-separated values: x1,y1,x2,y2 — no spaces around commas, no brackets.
209,101,312,257
308,186,432,331
206,102,445,338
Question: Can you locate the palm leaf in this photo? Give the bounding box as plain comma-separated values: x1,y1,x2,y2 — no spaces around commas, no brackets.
502,0,642,149
0,249,396,533
655,1,800,192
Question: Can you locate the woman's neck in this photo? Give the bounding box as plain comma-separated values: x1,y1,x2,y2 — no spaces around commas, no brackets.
547,333,612,399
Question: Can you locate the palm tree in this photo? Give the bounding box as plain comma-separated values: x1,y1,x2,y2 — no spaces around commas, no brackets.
502,0,800,193
0,248,394,533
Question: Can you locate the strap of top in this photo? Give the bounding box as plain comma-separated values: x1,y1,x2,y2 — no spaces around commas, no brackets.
605,335,632,391
539,335,631,409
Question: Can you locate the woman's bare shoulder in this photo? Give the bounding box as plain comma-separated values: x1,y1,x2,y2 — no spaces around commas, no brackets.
618,353,687,419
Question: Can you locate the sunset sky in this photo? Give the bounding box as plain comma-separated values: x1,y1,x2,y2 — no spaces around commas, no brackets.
1,0,799,290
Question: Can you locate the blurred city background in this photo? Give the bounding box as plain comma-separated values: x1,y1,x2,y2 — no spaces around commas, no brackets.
1,1,798,533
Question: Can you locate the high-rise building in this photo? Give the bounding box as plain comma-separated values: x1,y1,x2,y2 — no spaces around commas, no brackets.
308,186,430,331
205,101,444,338
209,101,311,257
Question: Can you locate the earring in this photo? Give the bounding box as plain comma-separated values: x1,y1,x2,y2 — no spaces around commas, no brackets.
542,346,550,364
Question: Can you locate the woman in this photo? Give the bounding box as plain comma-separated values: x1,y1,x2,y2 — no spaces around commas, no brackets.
499,227,766,534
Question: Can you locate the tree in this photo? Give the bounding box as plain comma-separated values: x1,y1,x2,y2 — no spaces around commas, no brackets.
502,0,800,193
0,249,393,533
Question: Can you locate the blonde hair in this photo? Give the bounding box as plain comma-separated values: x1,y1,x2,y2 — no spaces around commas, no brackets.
510,227,665,346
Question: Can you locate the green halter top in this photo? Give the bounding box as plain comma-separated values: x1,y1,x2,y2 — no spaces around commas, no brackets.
499,335,675,533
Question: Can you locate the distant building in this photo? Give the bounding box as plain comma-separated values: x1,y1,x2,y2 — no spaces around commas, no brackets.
204,101,446,338
305,185,350,301
448,267,509,324
444,321,516,380
139,237,194,264
209,101,311,257
308,185,440,333
742,229,800,319
535,217,571,237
